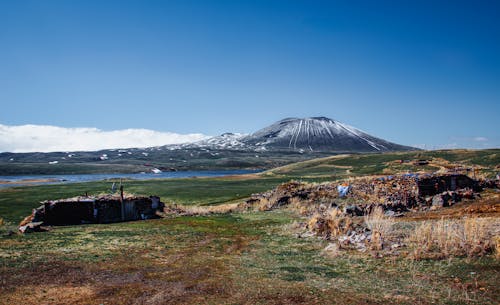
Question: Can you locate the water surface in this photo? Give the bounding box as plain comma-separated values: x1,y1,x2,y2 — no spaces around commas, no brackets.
0,170,261,188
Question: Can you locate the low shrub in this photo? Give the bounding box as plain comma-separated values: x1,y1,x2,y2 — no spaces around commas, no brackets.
364,206,394,250
307,208,353,239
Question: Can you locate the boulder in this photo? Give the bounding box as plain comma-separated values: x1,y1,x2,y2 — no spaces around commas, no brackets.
431,195,445,210
344,205,363,216
18,222,44,234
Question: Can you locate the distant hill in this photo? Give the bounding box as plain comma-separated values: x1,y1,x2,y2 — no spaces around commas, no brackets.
264,149,500,179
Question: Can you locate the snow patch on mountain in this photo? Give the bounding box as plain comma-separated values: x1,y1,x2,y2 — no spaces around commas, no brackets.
168,132,248,150
241,117,413,152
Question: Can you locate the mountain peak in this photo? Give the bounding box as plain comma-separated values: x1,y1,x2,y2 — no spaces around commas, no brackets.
169,116,415,153
242,117,414,152
278,116,332,123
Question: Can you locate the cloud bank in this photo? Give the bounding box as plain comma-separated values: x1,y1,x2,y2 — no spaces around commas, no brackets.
412,136,498,150
0,124,210,153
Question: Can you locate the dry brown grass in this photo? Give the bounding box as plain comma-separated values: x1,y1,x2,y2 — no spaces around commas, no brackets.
407,217,496,259
2,285,96,305
289,197,307,215
176,203,241,215
327,208,352,238
256,195,275,211
494,235,500,259
245,194,283,212
307,212,325,235
307,208,353,239
288,196,329,216
364,206,394,250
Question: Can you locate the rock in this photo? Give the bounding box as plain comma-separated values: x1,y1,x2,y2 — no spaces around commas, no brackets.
300,231,315,238
385,210,395,217
18,222,44,234
276,196,290,207
324,243,339,252
338,235,349,243
344,205,363,216
391,243,405,250
440,192,451,207
322,242,341,257
431,195,444,210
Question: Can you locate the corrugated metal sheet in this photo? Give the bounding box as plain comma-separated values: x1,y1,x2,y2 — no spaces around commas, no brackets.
124,201,139,221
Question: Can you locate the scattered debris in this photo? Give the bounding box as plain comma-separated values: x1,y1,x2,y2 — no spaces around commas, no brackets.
18,222,47,234
243,172,494,258
337,184,350,198
243,173,487,216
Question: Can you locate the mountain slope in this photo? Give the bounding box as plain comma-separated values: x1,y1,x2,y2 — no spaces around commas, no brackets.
241,117,414,152
176,133,248,150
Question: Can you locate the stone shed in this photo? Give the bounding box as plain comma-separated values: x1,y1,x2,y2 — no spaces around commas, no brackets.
19,194,164,231
417,174,480,197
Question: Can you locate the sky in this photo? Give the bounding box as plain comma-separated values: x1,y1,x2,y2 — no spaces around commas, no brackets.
0,0,499,152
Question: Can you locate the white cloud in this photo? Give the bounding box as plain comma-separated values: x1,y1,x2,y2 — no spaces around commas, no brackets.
412,143,460,150
413,136,498,150
473,137,488,142
0,124,210,153
411,144,427,150
437,143,460,149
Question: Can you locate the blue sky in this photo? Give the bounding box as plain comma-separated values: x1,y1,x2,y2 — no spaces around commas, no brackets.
0,0,499,151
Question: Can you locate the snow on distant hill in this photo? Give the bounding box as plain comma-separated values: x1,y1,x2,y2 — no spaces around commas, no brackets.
177,133,248,150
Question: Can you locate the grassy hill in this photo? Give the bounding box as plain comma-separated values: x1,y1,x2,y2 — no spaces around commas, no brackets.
0,148,334,175
265,149,500,179
2,148,498,177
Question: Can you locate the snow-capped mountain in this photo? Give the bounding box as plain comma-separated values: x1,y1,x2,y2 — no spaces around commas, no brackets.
240,117,413,152
173,117,414,153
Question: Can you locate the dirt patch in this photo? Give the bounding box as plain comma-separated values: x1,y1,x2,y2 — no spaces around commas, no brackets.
2,285,95,305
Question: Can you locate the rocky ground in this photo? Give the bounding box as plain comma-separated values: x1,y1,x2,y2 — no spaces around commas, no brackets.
240,174,500,259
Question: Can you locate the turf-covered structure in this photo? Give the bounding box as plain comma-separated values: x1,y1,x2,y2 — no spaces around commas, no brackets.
417,174,480,197
19,194,164,232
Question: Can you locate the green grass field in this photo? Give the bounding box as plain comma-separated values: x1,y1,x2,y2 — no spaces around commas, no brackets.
1,211,498,304
0,176,283,224
0,149,498,304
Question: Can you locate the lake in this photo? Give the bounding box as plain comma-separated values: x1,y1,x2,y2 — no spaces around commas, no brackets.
0,170,262,188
